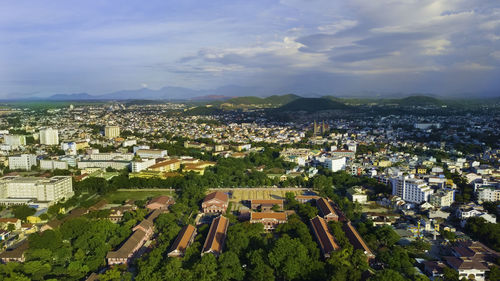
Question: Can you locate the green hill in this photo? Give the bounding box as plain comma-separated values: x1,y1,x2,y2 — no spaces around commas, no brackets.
216,94,301,108
183,106,222,115
395,95,443,106
278,98,348,112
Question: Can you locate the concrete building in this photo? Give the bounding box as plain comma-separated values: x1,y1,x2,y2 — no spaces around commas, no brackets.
4,135,26,148
104,125,120,139
324,157,346,172
429,189,454,208
347,186,368,204
39,128,59,145
392,176,434,204
136,149,168,159
131,158,156,172
8,154,37,171
39,159,68,171
0,176,73,206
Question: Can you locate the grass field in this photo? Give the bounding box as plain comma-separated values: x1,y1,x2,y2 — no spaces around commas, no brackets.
101,189,175,203
229,189,304,203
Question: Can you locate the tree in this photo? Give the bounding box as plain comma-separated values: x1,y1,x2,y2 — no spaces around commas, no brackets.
268,235,311,280
442,267,459,281
12,205,36,221
193,254,218,281
218,251,244,281
369,269,407,281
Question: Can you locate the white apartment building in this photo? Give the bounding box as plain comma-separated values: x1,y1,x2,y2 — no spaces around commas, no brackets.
8,154,37,171
89,153,134,161
136,149,168,159
131,158,156,172
77,160,130,170
0,176,73,205
104,125,120,139
477,187,500,203
324,157,346,172
391,176,433,204
39,159,69,171
39,128,59,145
429,189,454,208
4,135,26,148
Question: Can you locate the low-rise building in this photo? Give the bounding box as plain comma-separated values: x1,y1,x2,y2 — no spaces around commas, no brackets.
201,216,229,257
167,224,197,257
8,154,37,171
250,199,284,211
202,192,229,214
250,212,287,231
342,221,375,261
429,189,454,208
310,216,339,258
146,196,174,210
316,197,339,222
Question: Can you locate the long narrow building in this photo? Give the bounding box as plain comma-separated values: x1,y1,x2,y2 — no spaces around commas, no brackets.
168,224,197,257
310,216,339,258
342,221,375,261
316,197,339,222
201,215,229,257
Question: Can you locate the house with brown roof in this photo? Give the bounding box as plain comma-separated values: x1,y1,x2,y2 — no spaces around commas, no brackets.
0,240,29,263
0,218,21,230
167,224,197,257
310,216,339,258
423,261,447,280
146,195,174,210
250,212,287,231
444,256,489,281
202,192,229,214
89,199,108,212
316,197,339,222
250,199,284,211
201,216,229,257
106,229,149,265
342,221,375,261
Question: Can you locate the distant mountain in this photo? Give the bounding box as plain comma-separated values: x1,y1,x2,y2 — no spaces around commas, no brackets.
395,95,444,106
189,95,234,101
47,93,97,100
183,106,222,116
278,98,348,112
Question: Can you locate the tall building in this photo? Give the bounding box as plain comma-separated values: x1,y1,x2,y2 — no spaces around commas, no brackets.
429,189,454,208
8,154,37,171
39,128,59,145
104,126,120,139
0,176,74,205
391,176,434,204
313,120,329,135
324,157,346,172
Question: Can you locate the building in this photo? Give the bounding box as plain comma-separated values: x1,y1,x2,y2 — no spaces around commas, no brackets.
429,189,454,208
347,186,368,204
444,257,489,281
4,135,26,148
39,159,68,171
39,128,59,145
77,160,130,170
316,197,339,222
0,176,74,206
250,212,287,231
167,225,197,257
250,199,284,211
201,216,229,257
342,221,375,261
324,157,347,172
0,240,29,263
136,149,168,159
148,159,181,172
202,192,229,214
391,176,433,204
131,158,156,173
8,154,37,170
104,125,120,139
310,216,339,258
331,150,355,159
477,186,500,203
295,195,320,204
146,196,174,210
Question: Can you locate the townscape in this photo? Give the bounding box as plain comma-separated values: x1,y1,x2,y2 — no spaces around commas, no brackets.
0,96,498,281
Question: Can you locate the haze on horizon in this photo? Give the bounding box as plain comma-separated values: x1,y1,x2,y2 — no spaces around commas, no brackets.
1,0,499,99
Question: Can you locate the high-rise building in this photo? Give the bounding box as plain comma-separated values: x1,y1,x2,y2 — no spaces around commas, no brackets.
8,154,37,171
391,176,434,204
105,125,120,139
39,128,59,145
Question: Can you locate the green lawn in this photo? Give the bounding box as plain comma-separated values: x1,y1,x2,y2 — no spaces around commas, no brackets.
101,190,176,203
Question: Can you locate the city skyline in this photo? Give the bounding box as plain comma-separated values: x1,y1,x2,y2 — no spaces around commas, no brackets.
1,0,500,98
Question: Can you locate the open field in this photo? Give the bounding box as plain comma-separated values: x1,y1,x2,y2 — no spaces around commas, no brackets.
228,188,304,203
101,189,175,203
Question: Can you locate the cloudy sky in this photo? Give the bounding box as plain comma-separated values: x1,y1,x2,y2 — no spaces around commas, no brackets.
1,0,499,98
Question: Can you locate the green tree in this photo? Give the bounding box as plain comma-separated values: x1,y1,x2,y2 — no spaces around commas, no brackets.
268,235,311,280
193,254,218,281
369,269,407,281
12,205,36,220
219,251,244,281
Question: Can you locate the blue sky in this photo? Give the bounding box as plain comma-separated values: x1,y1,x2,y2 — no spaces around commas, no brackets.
1,0,499,98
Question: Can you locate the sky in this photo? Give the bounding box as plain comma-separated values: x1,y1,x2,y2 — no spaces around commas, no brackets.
1,0,499,98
